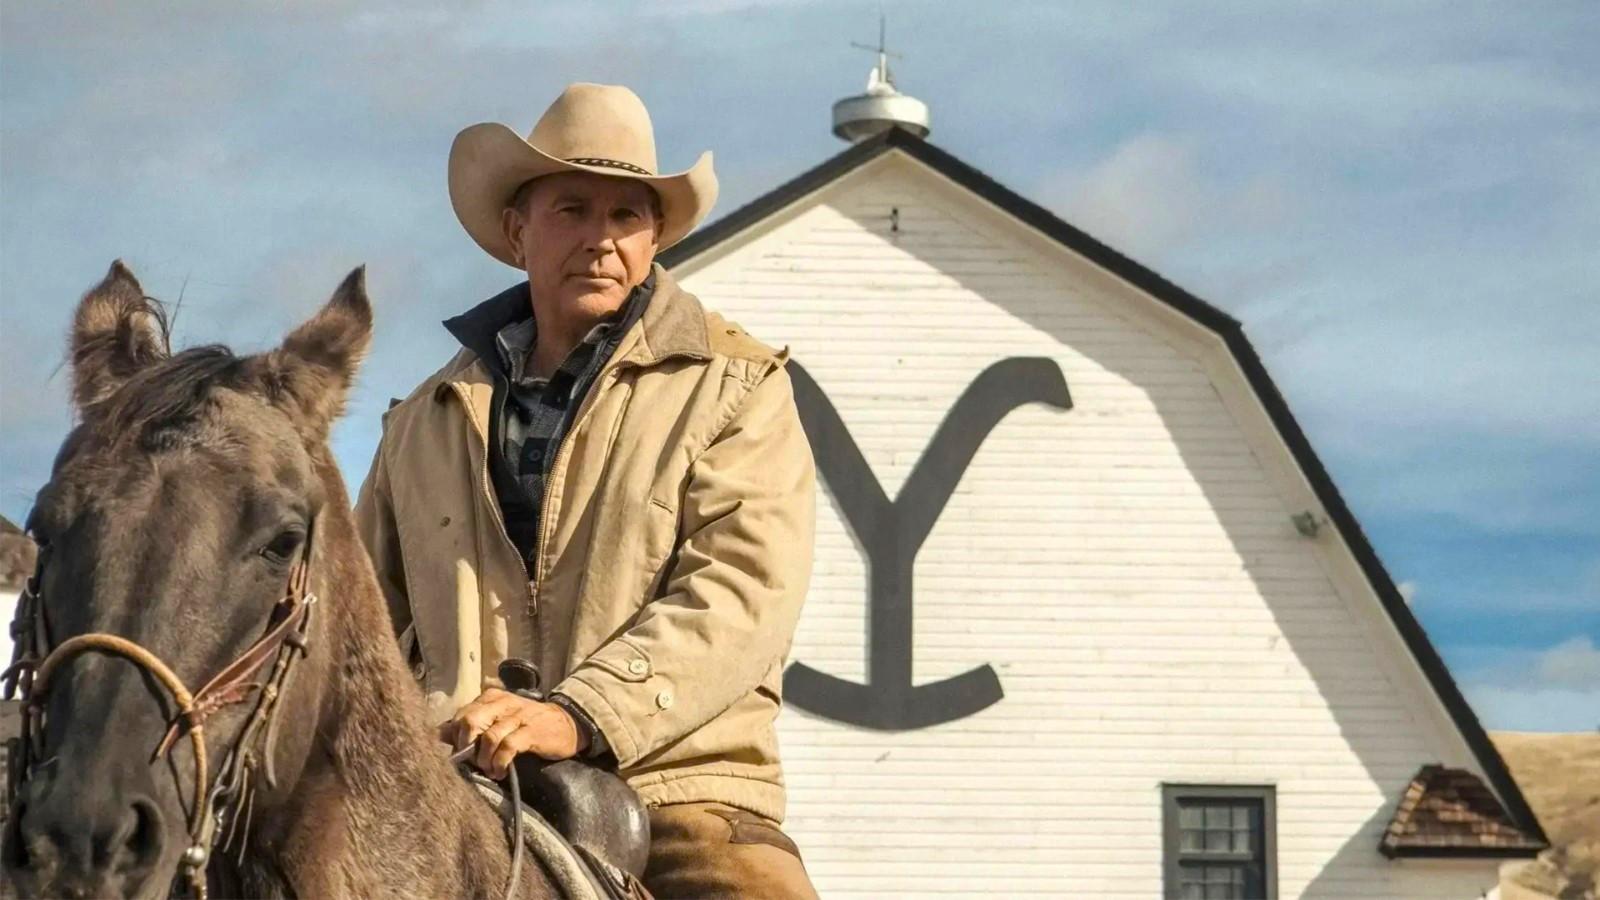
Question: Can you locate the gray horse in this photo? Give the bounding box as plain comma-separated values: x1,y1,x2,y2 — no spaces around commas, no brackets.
1,262,626,899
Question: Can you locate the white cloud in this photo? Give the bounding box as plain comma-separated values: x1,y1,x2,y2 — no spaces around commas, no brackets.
1467,683,1600,734
1397,581,1419,606
636,0,825,17
1537,637,1600,691
1462,637,1600,730
1042,133,1294,259
1327,440,1600,539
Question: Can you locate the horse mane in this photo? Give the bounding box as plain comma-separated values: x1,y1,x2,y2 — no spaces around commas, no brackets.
89,344,251,451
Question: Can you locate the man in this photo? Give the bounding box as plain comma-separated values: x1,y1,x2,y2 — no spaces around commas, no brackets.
355,83,818,898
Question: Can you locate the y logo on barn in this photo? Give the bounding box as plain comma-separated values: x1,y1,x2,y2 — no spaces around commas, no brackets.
784,358,1071,729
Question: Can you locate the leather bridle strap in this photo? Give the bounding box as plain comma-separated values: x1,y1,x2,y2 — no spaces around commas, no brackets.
30,632,212,833
27,596,316,825
154,596,315,760
15,531,318,900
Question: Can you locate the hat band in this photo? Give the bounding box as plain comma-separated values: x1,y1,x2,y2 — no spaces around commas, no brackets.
565,157,654,177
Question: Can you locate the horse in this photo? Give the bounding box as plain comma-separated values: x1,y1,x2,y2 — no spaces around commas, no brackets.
1,262,638,899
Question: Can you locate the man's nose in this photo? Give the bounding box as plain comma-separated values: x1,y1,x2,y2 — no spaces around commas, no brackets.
585,223,620,254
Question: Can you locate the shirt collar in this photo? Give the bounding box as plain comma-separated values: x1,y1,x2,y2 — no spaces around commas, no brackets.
444,271,657,376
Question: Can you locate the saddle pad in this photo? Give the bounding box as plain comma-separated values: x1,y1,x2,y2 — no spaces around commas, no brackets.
467,773,606,900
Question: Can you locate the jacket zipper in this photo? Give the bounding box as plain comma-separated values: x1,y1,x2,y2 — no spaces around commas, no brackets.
461,333,706,658
530,364,626,603
533,342,715,591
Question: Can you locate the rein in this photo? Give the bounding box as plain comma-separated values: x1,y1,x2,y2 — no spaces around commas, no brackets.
2,525,319,900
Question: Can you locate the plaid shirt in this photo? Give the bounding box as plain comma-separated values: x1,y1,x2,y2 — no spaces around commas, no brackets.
493,313,611,534
484,277,654,563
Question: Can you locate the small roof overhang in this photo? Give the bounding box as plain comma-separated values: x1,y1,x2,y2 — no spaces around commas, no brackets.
1380,764,1547,859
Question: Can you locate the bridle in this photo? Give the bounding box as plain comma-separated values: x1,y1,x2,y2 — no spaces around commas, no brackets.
2,518,532,900
2,522,319,900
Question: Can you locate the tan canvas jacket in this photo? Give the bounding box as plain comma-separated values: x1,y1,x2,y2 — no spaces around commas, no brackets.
354,264,815,821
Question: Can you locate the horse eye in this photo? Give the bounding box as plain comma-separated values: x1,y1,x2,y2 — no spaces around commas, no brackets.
260,528,305,563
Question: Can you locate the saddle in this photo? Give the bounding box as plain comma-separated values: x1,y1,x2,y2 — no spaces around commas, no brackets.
462,659,653,900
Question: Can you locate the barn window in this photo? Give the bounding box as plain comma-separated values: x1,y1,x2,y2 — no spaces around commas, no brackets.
1162,785,1276,899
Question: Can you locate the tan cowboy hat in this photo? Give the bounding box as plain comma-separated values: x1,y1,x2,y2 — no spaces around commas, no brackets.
448,83,718,268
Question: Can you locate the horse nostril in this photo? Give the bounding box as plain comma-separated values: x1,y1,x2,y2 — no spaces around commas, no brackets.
116,799,164,873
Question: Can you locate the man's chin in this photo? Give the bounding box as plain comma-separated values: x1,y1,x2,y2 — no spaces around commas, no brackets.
560,288,627,315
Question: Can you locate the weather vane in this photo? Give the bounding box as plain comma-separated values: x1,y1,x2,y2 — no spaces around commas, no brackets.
851,12,903,94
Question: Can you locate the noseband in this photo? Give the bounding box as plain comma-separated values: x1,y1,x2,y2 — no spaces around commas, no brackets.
2,524,319,899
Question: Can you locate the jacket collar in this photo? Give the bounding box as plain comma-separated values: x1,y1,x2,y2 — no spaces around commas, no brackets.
441,262,709,383
442,281,530,375
625,263,711,366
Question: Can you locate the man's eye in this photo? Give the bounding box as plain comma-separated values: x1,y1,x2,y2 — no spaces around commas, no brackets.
615,208,638,220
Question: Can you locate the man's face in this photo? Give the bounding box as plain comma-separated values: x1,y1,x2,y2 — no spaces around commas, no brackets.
502,170,660,318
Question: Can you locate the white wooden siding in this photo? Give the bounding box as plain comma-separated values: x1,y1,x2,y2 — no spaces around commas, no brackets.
676,153,1500,898
0,589,15,666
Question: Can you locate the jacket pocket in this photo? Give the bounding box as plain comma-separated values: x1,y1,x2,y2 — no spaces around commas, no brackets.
390,479,477,699
638,497,679,603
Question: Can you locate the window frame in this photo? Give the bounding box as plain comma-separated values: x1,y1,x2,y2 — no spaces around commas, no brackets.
1162,783,1277,900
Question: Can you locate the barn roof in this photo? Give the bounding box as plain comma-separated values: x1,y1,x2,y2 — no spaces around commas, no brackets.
1380,765,1545,858
660,125,1548,850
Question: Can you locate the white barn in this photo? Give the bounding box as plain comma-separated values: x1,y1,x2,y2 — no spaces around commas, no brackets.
659,127,1546,898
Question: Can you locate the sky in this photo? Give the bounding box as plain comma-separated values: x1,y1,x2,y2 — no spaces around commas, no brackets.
1,1,1596,731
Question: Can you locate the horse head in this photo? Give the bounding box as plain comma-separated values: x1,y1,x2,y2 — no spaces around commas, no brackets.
3,260,371,899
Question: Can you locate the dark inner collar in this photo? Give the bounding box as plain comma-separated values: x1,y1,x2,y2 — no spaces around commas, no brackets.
444,271,656,373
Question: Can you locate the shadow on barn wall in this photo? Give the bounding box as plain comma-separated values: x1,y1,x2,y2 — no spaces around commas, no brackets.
1299,805,1502,898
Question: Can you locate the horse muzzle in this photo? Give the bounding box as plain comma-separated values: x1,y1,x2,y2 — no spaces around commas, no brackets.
3,771,176,900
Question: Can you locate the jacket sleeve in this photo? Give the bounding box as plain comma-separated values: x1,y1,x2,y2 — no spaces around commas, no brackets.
353,433,414,650
553,364,816,767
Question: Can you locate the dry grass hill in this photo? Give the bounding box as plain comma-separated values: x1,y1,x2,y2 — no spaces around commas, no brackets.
1493,731,1600,899
0,514,35,591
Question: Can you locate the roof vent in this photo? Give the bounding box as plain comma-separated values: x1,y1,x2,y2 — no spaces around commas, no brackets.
831,16,930,143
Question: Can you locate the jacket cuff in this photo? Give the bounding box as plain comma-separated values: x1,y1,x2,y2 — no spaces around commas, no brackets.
552,673,644,768
548,691,611,761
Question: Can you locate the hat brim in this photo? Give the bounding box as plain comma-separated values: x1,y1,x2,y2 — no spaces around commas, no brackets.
448,122,718,269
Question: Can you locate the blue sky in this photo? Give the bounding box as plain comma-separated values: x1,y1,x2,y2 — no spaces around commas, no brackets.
2,1,1596,730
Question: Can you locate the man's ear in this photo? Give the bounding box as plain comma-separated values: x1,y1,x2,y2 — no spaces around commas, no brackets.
251,266,372,440
501,206,526,268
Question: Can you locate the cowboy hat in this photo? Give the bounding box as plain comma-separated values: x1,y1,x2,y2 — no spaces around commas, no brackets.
448,83,718,268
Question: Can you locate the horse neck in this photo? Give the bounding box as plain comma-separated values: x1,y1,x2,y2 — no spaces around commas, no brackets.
248,495,545,898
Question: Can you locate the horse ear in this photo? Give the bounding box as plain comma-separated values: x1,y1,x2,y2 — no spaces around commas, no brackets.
256,266,373,439
69,260,170,412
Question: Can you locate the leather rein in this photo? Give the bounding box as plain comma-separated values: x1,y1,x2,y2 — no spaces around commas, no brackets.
2,524,319,900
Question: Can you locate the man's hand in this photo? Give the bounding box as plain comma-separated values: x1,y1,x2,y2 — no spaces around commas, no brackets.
441,687,589,779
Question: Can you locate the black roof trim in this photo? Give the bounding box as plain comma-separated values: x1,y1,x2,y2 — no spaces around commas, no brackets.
661,126,1545,845
661,134,899,270
1379,844,1546,861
